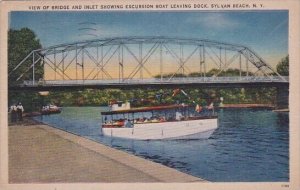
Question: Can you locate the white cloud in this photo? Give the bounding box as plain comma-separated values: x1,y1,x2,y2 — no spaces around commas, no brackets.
187,13,241,30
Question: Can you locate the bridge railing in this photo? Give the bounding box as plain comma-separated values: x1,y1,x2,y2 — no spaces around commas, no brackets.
22,76,289,86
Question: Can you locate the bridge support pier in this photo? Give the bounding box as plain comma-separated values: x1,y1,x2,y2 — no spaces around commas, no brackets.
276,85,289,109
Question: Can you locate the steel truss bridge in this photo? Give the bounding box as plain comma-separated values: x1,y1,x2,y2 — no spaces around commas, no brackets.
9,36,288,89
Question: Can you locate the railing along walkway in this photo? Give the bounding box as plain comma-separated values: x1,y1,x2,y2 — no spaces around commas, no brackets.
22,76,289,86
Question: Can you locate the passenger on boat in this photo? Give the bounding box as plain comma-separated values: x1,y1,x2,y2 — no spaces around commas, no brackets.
113,119,124,126
159,116,166,122
124,119,132,128
207,102,214,110
134,118,142,124
195,104,203,113
144,118,150,123
175,112,183,121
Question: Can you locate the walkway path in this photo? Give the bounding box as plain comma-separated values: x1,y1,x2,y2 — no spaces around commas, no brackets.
9,123,206,183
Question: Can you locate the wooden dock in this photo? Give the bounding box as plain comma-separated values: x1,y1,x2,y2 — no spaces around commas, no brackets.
9,123,206,183
273,108,289,112
219,104,275,109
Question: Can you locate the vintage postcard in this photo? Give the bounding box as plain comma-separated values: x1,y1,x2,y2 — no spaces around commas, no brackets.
0,0,299,190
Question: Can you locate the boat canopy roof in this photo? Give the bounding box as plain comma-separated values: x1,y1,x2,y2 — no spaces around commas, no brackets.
101,104,190,115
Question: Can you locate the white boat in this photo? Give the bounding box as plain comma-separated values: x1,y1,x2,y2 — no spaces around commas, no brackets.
41,104,62,115
101,103,218,140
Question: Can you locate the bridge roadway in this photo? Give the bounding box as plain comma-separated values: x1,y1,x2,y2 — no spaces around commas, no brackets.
11,76,289,91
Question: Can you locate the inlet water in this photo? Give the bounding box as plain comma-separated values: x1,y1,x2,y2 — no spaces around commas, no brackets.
34,107,289,182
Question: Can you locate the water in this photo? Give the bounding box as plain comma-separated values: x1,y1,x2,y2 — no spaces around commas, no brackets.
34,107,289,182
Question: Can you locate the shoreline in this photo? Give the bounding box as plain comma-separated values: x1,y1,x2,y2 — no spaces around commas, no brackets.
8,121,206,183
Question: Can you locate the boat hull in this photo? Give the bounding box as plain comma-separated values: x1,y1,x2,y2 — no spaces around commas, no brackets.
102,118,218,140
41,109,61,115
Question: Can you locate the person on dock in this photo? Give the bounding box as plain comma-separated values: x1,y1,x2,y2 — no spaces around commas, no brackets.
16,102,24,121
10,104,17,123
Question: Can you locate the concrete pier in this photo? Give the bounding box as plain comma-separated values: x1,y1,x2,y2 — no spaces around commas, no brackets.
9,123,206,183
276,86,289,109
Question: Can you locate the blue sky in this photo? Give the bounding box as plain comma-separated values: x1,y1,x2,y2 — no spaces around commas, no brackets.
9,11,288,66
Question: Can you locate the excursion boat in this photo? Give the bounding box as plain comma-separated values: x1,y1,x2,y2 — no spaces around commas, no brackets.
41,104,62,115
101,102,218,140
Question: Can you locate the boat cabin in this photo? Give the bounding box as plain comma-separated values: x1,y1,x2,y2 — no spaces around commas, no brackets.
101,104,217,128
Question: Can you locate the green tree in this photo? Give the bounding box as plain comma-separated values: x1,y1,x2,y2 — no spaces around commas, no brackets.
8,28,43,85
276,55,289,76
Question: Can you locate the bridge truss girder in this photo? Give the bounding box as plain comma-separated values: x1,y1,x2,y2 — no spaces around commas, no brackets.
9,36,287,85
